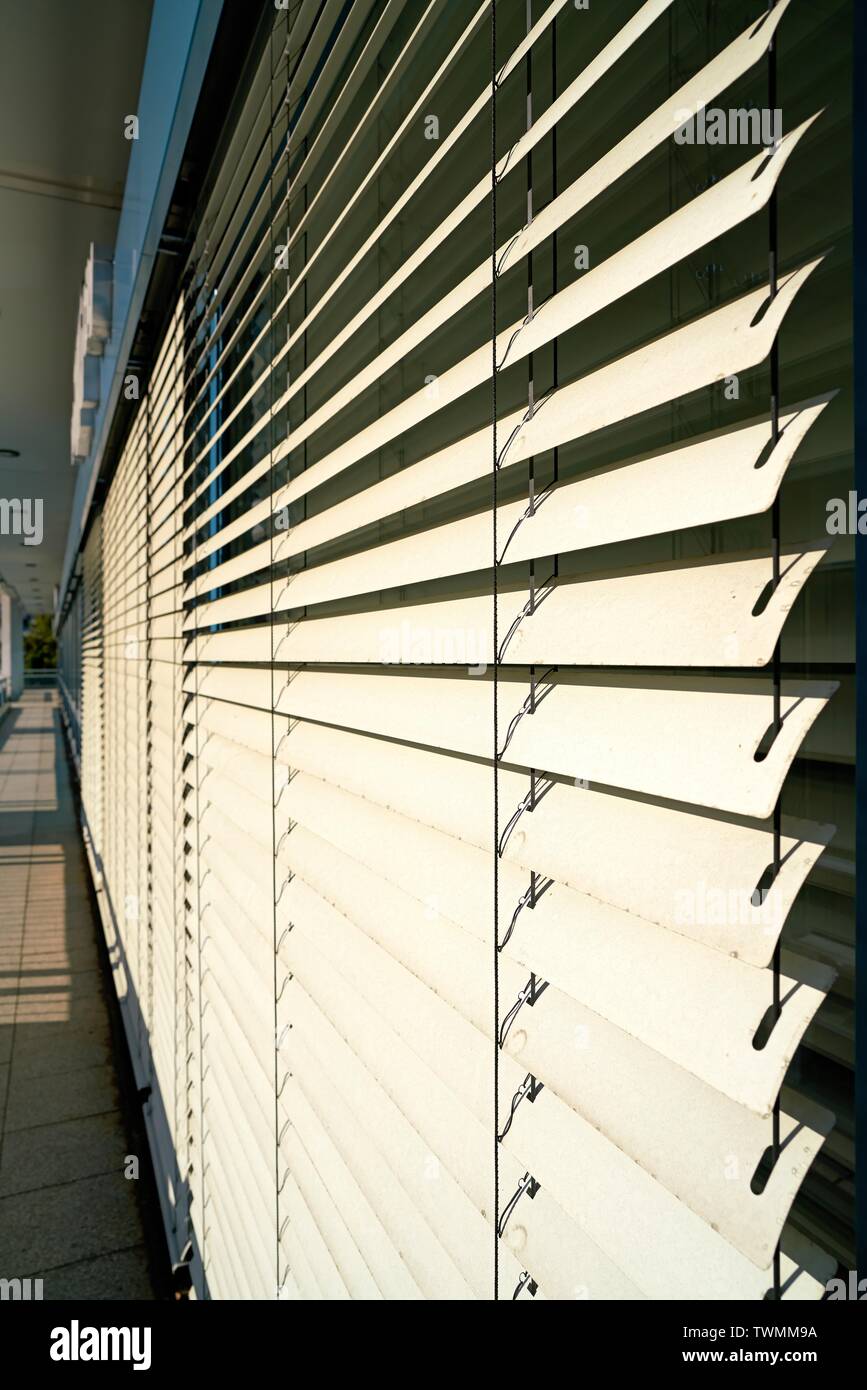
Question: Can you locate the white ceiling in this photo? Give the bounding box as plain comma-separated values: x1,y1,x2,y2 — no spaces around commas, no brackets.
0,0,152,615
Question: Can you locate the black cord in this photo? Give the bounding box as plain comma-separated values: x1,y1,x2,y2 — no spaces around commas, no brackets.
491,0,500,1305
767,0,782,1304
269,6,282,1296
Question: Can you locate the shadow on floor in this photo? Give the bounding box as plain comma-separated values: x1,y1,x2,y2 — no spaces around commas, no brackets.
0,693,171,1300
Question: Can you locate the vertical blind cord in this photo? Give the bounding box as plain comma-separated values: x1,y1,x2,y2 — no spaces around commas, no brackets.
767,0,782,1304
491,0,500,1305
526,0,537,911
270,9,280,1297
173,317,183,1252
194,384,207,1290
186,268,207,1285
146,388,154,1079
551,7,558,498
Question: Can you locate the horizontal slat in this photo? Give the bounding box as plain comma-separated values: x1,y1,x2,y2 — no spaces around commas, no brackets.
278,869,832,1277
185,666,836,818
186,287,826,626
187,707,833,967
279,930,827,1300
280,916,644,1299
277,778,834,1112
199,112,813,589
195,544,830,669
185,1,788,535
183,0,561,512
278,1071,469,1299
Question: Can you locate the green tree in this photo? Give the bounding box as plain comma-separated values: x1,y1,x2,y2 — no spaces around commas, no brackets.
24,613,57,669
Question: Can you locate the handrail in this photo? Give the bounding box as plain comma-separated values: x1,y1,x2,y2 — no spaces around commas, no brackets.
23,668,59,688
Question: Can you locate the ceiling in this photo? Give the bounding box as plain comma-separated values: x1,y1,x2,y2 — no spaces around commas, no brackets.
0,0,152,616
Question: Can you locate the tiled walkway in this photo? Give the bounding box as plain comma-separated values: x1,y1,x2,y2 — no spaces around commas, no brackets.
0,692,157,1298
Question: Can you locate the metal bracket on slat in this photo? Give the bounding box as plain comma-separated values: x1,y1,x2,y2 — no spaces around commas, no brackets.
496,167,534,271
497,574,556,664
496,480,556,569
512,1269,538,1300
498,1072,544,1142
273,618,300,661
498,871,553,952
495,386,554,475
497,769,554,857
272,503,296,552
497,666,556,761
274,870,295,908
496,136,520,185
496,223,528,279
273,576,296,611
497,302,543,373
274,668,301,706
495,405,560,667
497,1170,540,1238
273,766,297,810
275,821,297,854
498,973,549,1049
274,717,298,761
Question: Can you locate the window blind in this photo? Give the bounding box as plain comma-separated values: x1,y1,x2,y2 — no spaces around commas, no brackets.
57,0,854,1300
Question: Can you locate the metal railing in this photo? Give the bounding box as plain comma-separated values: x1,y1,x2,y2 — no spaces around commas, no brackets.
23,668,58,689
